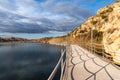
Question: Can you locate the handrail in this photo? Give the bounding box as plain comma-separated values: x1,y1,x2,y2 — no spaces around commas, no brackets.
78,28,120,65
85,43,115,53
47,49,66,80
60,59,66,80
80,41,115,60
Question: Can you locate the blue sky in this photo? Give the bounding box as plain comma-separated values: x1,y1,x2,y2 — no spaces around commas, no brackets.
0,0,115,39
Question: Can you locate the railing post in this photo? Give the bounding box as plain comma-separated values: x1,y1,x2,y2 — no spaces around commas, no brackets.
93,43,95,54
102,43,104,59
80,34,81,46
81,35,83,47
81,35,82,47
102,31,104,59
66,45,69,80
83,37,84,47
90,28,93,53
60,49,64,80
91,28,92,53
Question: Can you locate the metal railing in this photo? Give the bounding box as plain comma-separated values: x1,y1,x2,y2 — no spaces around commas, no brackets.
79,28,116,62
47,49,66,80
48,33,70,80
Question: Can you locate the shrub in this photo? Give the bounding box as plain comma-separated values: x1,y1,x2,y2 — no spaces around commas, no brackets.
100,7,113,14
105,18,108,22
101,15,108,19
115,0,120,2
101,15,108,22
106,7,113,12
91,21,98,25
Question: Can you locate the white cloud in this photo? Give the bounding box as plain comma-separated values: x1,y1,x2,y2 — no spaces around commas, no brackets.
15,18,31,23
0,0,115,35
0,0,17,12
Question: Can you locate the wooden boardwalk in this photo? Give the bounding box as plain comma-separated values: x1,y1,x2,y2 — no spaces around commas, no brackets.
63,45,120,80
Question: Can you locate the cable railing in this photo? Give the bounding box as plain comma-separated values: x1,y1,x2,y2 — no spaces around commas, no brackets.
80,42,115,63
78,28,116,63
47,49,66,80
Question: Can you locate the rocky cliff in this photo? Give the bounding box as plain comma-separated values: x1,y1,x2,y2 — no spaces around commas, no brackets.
70,1,120,64
32,36,67,45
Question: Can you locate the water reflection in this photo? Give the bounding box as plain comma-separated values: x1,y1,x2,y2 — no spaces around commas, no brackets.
0,42,63,80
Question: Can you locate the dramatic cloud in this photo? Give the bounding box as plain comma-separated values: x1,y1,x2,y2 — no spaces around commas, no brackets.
0,0,115,38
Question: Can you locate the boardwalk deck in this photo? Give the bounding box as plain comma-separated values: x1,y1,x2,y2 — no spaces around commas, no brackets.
63,45,120,80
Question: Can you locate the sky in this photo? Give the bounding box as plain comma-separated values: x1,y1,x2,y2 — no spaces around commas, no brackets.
0,0,115,39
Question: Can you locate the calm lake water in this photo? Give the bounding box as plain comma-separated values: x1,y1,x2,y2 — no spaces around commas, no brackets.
0,42,64,80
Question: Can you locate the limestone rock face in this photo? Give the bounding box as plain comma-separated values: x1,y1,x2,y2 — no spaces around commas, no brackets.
102,2,120,64
71,2,120,64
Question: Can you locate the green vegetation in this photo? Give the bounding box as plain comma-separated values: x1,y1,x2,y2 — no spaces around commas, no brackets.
101,15,108,22
101,15,107,19
91,30,102,41
61,35,66,38
100,7,113,14
105,18,108,22
106,7,113,12
91,20,98,25
115,0,120,2
99,7,113,22
89,30,103,43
